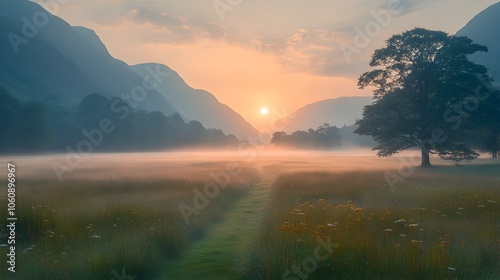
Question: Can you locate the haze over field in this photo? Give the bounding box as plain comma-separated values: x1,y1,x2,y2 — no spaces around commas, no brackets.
1,1,500,279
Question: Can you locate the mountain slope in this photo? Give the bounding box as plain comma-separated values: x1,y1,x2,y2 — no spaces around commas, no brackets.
131,63,259,139
283,96,372,133
457,2,500,84
0,0,259,139
0,0,176,114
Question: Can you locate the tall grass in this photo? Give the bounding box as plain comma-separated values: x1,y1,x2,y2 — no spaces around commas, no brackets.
246,166,500,279
0,167,258,279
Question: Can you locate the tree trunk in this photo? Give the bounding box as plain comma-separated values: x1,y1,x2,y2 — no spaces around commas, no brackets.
421,148,431,167
493,151,498,158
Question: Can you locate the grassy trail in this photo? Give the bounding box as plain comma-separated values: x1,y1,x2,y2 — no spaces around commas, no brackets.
156,171,273,280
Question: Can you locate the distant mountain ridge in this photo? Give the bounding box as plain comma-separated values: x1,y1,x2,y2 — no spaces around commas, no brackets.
457,2,500,85
0,0,258,139
131,63,258,140
281,96,375,147
283,96,373,133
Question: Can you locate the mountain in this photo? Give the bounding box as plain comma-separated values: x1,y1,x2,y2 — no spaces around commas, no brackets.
0,0,258,139
457,2,500,85
283,96,373,133
131,64,258,140
0,0,177,116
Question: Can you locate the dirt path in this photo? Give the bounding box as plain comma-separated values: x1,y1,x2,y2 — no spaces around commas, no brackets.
157,169,274,280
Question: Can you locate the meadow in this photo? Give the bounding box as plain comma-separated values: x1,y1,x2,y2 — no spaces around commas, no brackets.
246,166,500,279
0,151,498,279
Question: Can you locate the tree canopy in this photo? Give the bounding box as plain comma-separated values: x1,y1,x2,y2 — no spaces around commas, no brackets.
0,89,239,153
271,123,341,149
355,28,496,166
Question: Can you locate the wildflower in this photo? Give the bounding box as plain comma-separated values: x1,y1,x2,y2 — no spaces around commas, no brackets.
457,207,464,210
384,229,393,232
448,267,456,271
354,208,363,213
487,200,497,204
400,234,406,237
91,235,101,238
327,223,334,227
478,205,486,208
408,224,419,227
394,219,407,224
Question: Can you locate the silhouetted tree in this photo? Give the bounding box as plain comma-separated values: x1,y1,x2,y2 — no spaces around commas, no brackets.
355,28,494,167
0,87,53,153
271,131,287,145
1,90,240,153
271,124,341,149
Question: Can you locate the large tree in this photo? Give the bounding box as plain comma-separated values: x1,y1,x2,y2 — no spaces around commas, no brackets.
355,28,494,167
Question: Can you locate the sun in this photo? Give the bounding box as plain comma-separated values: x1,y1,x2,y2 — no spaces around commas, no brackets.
260,107,269,115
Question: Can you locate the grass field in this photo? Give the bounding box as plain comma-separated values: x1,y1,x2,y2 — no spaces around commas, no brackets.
246,166,500,279
0,152,498,279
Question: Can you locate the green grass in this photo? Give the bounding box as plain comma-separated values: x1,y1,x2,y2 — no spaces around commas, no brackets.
157,181,271,280
246,166,500,279
0,168,258,280
1,157,499,279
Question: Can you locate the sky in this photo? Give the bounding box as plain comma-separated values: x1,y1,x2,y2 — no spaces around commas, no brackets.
34,0,499,129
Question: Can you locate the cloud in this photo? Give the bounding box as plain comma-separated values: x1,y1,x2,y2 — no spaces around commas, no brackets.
260,28,368,77
125,7,227,44
374,0,445,16
73,0,445,78
126,10,369,78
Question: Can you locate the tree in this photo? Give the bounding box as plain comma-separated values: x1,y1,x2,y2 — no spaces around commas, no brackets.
270,124,341,149
355,28,494,167
0,87,54,153
472,90,500,158
271,131,287,146
316,123,341,148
